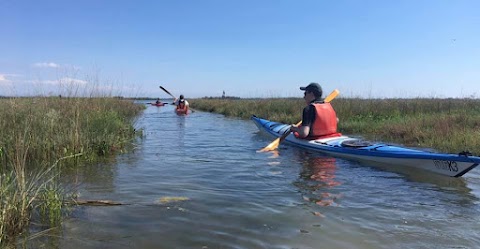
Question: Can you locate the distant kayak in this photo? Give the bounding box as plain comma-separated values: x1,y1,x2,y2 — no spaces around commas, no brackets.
151,102,165,107
252,115,479,177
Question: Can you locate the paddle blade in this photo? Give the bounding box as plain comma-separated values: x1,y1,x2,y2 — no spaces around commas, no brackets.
324,89,339,103
159,86,176,99
258,126,294,152
257,137,281,152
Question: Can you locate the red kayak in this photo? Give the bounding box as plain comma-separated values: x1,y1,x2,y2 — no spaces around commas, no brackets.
175,108,189,115
151,102,165,107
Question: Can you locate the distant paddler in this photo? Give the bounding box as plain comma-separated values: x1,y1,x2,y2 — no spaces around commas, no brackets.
175,95,189,115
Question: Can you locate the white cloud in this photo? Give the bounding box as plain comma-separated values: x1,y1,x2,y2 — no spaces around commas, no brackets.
33,62,60,68
0,74,14,86
41,77,87,85
0,74,9,82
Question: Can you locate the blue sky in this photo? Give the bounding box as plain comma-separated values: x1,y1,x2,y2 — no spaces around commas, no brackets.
1,0,479,98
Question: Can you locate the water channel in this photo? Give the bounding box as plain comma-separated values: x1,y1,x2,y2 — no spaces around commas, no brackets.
37,101,480,248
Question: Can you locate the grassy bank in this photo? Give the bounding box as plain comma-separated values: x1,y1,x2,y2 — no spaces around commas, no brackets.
191,98,480,155
0,97,143,246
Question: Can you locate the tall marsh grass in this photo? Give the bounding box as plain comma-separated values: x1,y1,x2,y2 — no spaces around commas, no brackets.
191,97,480,155
0,97,143,246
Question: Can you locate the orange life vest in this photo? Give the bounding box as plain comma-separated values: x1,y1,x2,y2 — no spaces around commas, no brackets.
295,102,342,139
176,103,188,114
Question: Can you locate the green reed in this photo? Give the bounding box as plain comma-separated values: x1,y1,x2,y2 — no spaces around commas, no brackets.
191,97,480,155
0,97,143,246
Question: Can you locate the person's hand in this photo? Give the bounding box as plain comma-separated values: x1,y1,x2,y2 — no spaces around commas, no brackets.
290,125,298,132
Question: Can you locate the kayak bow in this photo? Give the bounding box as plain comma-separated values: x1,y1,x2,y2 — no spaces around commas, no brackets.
175,108,189,115
252,115,479,177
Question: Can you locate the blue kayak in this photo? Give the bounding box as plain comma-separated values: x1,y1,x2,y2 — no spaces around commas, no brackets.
252,115,479,177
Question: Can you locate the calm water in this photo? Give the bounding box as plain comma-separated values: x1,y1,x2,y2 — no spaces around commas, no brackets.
41,101,480,248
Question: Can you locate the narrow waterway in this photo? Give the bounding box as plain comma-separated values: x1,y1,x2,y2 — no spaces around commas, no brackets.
38,101,480,248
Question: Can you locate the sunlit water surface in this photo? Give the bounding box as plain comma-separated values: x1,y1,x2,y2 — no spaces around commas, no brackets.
35,101,480,248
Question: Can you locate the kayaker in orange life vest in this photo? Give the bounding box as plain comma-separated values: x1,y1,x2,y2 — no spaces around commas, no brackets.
176,99,188,112
290,82,342,139
173,94,190,107
174,95,189,114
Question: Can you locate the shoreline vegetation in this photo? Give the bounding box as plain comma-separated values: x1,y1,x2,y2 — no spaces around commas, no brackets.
0,96,143,246
190,97,480,156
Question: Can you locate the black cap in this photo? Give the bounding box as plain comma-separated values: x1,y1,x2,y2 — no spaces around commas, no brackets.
179,94,184,99
300,82,322,97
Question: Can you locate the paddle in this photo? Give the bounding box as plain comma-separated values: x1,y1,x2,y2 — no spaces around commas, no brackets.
160,86,182,105
160,86,177,100
258,89,340,152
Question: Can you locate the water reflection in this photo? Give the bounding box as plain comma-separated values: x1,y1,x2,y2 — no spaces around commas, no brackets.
174,115,186,148
293,151,342,213
59,160,118,193
359,160,476,201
